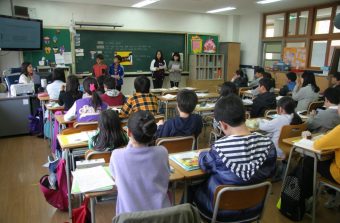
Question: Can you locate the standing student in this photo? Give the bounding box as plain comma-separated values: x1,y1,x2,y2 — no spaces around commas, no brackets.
64,77,108,122
58,75,82,111
101,76,124,106
292,71,320,112
306,87,340,133
88,110,128,151
109,55,124,91
46,68,66,100
150,50,167,89
279,72,297,96
92,54,108,78
250,78,277,118
231,69,248,88
192,95,276,221
120,75,158,118
19,62,34,84
259,96,302,159
168,52,182,88
109,111,171,214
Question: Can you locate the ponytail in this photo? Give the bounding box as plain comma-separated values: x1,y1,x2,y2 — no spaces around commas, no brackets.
128,111,157,144
83,77,103,111
91,91,103,112
291,112,303,125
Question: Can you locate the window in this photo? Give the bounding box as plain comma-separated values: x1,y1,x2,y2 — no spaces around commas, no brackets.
333,6,340,33
286,42,306,48
314,7,332,34
265,13,285,37
310,40,327,67
288,12,297,35
263,42,282,67
298,11,309,35
328,40,340,65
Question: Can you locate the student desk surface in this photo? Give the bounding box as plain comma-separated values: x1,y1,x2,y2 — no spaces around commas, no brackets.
158,92,219,102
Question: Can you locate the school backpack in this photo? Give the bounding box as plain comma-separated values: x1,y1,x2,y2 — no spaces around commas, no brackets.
72,197,91,223
28,107,43,135
39,159,68,211
278,159,305,221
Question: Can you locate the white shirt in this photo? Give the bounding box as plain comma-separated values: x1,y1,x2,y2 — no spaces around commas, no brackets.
259,114,293,159
150,59,167,72
18,74,33,84
46,80,65,100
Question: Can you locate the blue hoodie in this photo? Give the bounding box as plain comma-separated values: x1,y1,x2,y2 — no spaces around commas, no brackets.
156,114,203,138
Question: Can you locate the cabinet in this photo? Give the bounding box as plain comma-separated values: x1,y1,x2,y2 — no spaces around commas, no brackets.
219,42,240,81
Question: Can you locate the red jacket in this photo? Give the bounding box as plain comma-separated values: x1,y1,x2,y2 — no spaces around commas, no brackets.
101,90,124,106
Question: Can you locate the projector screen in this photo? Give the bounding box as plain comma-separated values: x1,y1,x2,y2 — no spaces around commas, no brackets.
0,15,43,51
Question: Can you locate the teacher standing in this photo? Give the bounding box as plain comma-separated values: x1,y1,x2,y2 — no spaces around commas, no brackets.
150,50,167,89
168,52,182,88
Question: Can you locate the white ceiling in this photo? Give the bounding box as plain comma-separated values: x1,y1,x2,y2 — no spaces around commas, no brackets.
28,0,337,15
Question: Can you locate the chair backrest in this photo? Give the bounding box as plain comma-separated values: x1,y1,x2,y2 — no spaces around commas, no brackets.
307,101,324,114
156,136,195,153
212,182,272,223
264,109,277,119
154,115,165,123
238,87,251,96
162,91,178,96
85,150,112,163
278,122,307,157
61,122,98,135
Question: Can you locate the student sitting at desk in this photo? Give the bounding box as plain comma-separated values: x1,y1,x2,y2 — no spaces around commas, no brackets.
120,75,158,118
101,76,124,106
64,77,108,122
279,72,297,96
19,62,34,84
252,72,275,97
58,75,82,111
46,68,65,100
292,71,320,112
231,69,248,88
89,110,128,151
248,67,264,88
303,105,340,209
109,111,171,214
219,81,237,98
250,78,276,118
331,72,340,90
109,55,124,92
156,89,203,139
259,96,302,159
307,87,340,133
192,95,276,221
92,54,108,78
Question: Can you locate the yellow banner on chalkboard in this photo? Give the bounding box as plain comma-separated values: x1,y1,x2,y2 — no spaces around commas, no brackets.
115,51,133,66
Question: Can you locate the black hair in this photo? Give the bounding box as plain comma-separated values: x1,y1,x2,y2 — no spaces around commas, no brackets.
114,55,122,62
324,87,340,105
262,72,272,79
214,95,245,127
154,50,164,62
286,72,297,82
96,75,106,93
82,77,103,111
277,96,303,125
172,52,180,61
333,72,340,81
65,75,80,97
259,78,272,91
96,54,104,60
103,76,116,90
301,71,320,93
220,81,237,97
255,67,264,74
52,68,66,82
176,89,198,113
235,69,244,77
92,110,128,151
21,62,32,76
134,75,150,93
128,110,157,144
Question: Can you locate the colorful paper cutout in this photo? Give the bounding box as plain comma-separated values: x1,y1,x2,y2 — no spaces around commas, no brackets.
53,36,58,44
203,38,216,53
44,47,51,54
43,36,50,45
59,45,65,55
191,36,203,54
115,51,133,66
52,47,59,54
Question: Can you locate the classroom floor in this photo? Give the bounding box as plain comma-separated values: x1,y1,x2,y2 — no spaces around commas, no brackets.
0,130,339,223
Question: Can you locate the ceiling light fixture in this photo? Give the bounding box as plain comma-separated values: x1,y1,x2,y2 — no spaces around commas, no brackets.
207,7,236,14
256,0,282,4
132,0,160,8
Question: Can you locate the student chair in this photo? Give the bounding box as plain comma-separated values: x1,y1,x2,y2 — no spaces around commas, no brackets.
156,136,195,153
238,87,251,97
278,123,307,158
161,91,178,118
264,109,277,119
197,181,272,223
307,101,324,114
61,122,98,135
85,150,112,163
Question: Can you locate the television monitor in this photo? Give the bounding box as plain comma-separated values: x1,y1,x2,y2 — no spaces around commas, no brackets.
0,15,43,51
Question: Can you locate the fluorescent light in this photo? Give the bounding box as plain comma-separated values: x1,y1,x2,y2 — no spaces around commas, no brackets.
256,0,281,4
132,0,160,8
207,7,236,14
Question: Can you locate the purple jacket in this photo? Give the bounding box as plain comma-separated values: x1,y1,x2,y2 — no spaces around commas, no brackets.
75,97,107,122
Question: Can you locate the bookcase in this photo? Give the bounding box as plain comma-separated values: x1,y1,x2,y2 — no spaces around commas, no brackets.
187,54,224,92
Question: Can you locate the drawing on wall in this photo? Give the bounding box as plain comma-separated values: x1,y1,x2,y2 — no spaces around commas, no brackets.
283,47,307,68
115,51,133,66
203,38,216,53
43,36,50,45
191,36,203,54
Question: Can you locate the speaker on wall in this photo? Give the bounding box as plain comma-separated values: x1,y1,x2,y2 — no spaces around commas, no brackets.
335,13,340,29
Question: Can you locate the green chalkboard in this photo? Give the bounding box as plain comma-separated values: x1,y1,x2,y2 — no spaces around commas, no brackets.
23,28,71,67
75,30,186,73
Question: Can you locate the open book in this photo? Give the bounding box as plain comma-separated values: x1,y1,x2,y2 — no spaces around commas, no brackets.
170,151,200,171
162,94,177,99
66,131,96,144
293,135,324,150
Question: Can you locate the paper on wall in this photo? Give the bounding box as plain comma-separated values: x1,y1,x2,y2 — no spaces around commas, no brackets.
55,53,65,65
63,52,73,64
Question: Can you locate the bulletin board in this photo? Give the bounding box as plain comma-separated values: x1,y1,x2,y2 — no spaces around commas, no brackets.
283,47,307,68
187,34,219,54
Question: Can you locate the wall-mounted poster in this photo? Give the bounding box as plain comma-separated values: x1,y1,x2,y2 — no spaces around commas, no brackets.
115,51,133,66
188,34,219,54
191,36,203,54
283,47,307,68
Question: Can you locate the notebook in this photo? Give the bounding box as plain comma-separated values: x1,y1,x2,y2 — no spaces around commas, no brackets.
170,151,200,171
